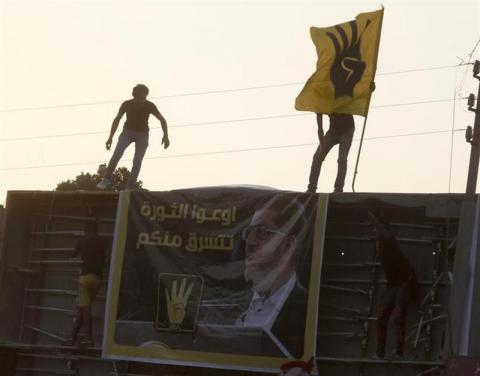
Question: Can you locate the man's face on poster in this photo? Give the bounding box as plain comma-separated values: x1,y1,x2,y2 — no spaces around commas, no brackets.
242,204,295,293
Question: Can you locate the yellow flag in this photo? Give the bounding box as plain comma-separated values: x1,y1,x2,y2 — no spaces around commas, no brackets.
295,8,384,116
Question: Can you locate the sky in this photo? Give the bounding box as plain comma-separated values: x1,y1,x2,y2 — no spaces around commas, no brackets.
1,0,479,205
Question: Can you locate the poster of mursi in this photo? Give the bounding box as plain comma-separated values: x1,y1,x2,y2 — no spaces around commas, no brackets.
103,187,327,372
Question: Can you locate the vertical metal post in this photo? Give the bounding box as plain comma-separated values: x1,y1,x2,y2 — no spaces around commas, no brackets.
359,235,380,376
466,61,480,197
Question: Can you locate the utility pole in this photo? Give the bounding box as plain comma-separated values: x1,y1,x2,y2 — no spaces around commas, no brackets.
465,60,480,197
450,60,480,357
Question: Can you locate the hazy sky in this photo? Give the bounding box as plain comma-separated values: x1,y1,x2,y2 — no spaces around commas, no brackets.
1,0,479,205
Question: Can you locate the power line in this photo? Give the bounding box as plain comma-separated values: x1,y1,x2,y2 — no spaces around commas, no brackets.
449,69,458,193
0,97,468,142
0,114,309,141
0,63,470,114
0,128,466,171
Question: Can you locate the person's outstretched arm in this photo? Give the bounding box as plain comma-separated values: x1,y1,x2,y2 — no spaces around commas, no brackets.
106,105,127,150
152,109,170,149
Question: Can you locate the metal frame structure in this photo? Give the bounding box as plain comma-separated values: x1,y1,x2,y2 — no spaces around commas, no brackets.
0,191,463,375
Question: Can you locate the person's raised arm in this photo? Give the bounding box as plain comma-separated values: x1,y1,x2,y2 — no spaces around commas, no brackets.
152,109,170,149
106,105,126,150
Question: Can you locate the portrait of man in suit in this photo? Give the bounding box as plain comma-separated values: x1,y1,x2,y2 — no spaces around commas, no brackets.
236,194,309,358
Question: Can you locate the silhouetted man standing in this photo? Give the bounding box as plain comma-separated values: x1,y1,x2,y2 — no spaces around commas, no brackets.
97,84,169,190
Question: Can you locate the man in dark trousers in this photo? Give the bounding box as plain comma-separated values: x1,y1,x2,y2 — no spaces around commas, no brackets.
307,83,375,193
307,113,354,193
64,220,107,347
368,210,419,360
97,84,170,190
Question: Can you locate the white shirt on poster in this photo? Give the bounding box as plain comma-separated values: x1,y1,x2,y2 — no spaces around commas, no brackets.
236,273,297,331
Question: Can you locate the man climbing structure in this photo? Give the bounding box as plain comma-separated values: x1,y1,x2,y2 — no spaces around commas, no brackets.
368,209,419,360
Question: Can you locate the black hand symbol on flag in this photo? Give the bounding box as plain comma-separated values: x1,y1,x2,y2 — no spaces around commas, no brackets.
327,20,368,99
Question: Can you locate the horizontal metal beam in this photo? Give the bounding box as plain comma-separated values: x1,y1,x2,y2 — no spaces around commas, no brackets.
0,342,101,352
317,332,366,338
34,213,115,223
326,236,435,245
322,278,450,287
24,305,74,315
318,315,376,323
16,268,42,274
16,367,76,375
319,303,363,315
321,284,368,295
315,356,445,367
324,262,381,268
31,231,112,237
18,351,105,362
24,305,105,320
328,221,439,230
26,288,76,295
32,248,74,253
28,260,82,265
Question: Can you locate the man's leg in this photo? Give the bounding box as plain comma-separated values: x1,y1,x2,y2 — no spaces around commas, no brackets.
82,307,93,345
375,286,396,358
127,132,149,189
392,284,409,358
334,128,354,193
307,131,335,192
64,307,83,345
79,275,101,346
65,275,89,345
103,131,133,182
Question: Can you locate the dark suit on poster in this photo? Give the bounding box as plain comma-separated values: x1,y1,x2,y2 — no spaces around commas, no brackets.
270,279,308,358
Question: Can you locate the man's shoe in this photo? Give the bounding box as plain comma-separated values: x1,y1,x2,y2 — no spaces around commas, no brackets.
391,351,403,361
61,337,76,347
96,178,110,190
371,352,385,360
78,337,94,348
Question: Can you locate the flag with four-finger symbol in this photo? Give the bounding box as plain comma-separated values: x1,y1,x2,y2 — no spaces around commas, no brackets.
295,7,383,116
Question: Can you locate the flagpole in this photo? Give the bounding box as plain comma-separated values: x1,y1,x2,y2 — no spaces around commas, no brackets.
351,114,369,192
351,6,384,193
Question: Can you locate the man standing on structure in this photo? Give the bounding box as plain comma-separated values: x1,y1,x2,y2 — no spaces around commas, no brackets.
97,84,170,190
64,220,107,347
368,209,419,360
307,113,355,193
306,83,375,194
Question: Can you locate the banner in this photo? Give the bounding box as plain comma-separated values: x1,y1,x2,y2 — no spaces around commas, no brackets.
103,188,328,373
295,8,383,116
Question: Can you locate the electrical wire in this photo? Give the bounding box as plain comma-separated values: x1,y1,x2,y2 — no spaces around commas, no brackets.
0,63,470,114
448,69,458,193
0,128,466,171
0,97,468,142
